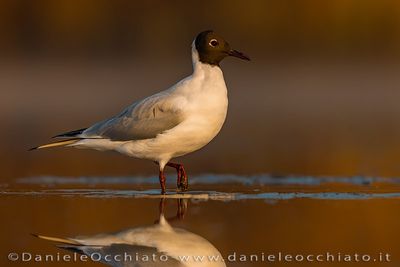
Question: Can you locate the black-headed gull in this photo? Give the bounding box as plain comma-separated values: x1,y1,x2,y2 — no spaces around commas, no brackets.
34,215,226,267
31,30,250,194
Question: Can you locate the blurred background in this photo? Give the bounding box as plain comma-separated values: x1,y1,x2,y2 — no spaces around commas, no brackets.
2,0,400,181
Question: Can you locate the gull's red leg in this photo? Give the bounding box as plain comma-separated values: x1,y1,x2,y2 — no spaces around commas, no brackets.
159,197,166,214
179,166,188,191
168,162,182,186
176,198,188,219
159,170,166,194
154,198,188,224
166,162,188,192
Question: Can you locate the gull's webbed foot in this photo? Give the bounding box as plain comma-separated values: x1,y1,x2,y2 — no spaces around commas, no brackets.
166,162,189,192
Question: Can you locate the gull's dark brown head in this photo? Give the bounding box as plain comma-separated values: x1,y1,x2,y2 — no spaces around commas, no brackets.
194,30,250,66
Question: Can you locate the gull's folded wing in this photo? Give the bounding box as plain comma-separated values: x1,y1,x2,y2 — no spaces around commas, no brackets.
82,91,186,141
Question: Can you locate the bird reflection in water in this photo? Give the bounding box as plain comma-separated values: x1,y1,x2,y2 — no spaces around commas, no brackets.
34,198,226,267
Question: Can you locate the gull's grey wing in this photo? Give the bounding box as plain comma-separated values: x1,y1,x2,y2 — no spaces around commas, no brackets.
82,91,185,141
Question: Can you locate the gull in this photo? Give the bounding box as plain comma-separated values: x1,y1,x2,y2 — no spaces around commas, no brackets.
34,215,226,266
31,30,250,194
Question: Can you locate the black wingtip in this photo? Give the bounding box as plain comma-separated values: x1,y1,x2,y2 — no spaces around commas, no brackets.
31,233,39,238
28,147,38,151
52,128,87,139
52,134,65,138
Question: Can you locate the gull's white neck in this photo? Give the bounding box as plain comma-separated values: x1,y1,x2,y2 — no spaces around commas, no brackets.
191,42,223,79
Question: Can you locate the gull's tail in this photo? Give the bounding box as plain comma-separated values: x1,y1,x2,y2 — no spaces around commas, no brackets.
33,233,109,257
29,127,88,151
32,233,89,254
32,233,81,245
29,138,80,151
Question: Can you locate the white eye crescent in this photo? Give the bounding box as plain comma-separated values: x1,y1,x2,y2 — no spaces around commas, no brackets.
209,39,219,47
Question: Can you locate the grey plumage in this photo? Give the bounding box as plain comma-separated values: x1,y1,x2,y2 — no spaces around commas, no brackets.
80,91,185,141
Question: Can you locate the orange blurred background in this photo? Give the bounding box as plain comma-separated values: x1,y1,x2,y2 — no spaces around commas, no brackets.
2,0,400,181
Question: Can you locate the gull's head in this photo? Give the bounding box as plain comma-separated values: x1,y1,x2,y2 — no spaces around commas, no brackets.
194,30,250,66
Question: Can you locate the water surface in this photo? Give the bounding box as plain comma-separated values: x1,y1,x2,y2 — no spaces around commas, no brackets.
1,175,399,266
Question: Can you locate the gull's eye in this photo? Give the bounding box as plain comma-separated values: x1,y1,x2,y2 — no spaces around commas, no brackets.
209,39,219,47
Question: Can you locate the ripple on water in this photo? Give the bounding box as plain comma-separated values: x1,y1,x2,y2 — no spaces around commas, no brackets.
0,174,399,201
1,188,400,201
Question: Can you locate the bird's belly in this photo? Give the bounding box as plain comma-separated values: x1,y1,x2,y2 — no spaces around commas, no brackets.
170,114,227,157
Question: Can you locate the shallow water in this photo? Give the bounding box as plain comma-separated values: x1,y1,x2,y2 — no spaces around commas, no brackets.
1,175,400,266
